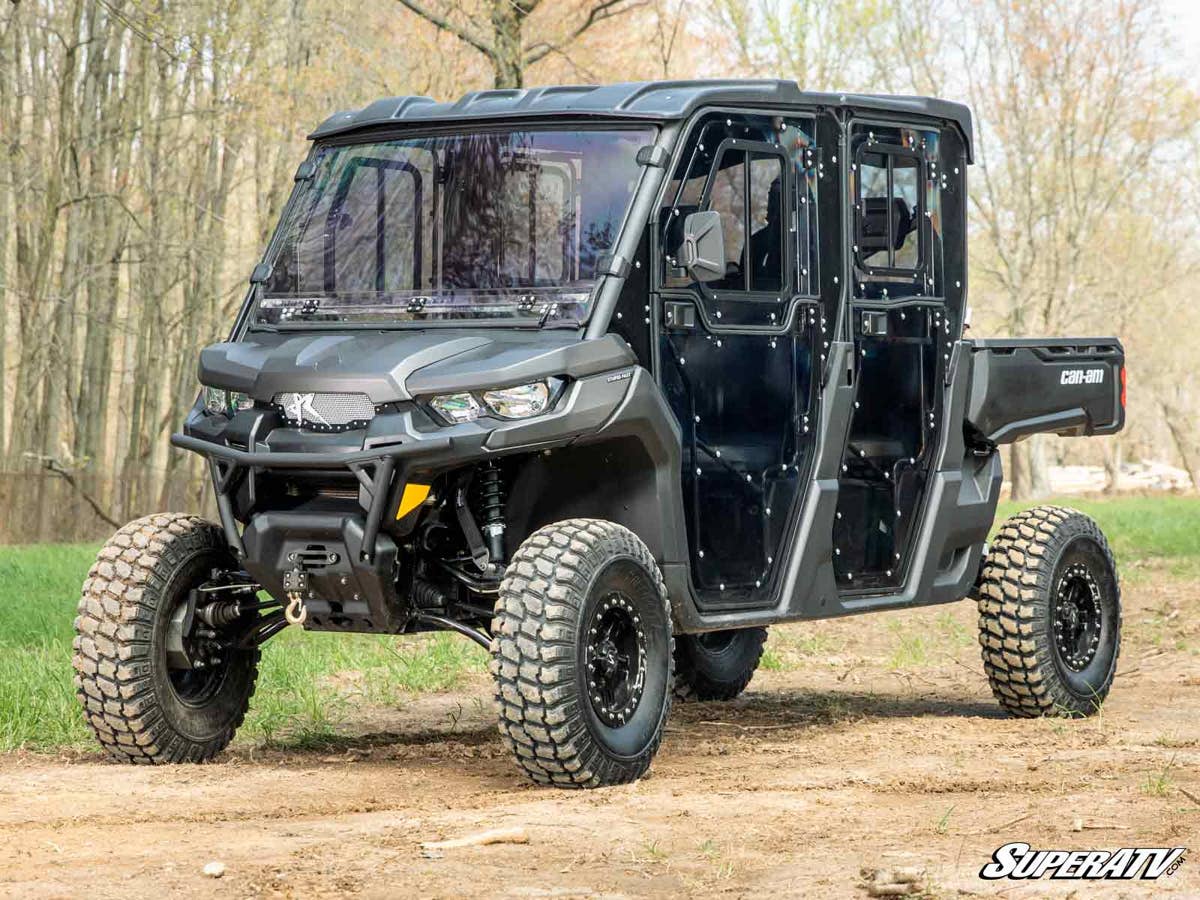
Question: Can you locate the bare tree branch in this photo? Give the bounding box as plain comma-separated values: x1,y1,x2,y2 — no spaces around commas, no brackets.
395,0,496,61
523,0,646,65
25,454,120,529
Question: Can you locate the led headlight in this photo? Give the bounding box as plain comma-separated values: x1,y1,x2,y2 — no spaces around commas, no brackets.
429,381,554,425
203,387,254,416
482,382,550,419
429,392,485,424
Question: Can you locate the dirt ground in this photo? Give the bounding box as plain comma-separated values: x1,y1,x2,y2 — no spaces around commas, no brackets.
2,566,1197,899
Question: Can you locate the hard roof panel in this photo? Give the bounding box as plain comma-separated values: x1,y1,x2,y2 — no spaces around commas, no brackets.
309,79,973,161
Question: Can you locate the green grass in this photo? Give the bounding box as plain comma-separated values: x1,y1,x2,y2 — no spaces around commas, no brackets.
0,544,487,753
995,495,1200,563
1141,755,1178,797
886,621,934,669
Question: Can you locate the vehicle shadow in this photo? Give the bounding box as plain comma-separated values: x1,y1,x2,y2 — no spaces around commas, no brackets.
231,684,1003,772
669,686,1006,734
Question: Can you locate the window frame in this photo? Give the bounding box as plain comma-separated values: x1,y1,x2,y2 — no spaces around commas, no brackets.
852,141,926,280
693,138,791,299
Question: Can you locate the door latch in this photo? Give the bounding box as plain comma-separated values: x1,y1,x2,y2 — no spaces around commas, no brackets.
664,301,696,330
861,310,888,336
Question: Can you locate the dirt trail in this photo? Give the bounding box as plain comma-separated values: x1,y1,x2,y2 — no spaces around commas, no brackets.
2,569,1198,899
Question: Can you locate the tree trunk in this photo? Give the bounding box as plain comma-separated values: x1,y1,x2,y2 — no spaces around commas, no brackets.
1103,439,1122,494
1009,442,1030,501
1162,405,1200,494
1028,433,1051,498
489,0,526,88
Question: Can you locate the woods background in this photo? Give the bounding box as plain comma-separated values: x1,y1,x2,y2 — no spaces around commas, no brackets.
1,0,1197,543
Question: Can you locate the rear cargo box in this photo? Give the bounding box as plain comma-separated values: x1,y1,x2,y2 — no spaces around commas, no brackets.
965,338,1125,445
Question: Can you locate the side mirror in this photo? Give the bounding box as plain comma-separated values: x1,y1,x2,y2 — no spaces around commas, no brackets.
680,210,726,283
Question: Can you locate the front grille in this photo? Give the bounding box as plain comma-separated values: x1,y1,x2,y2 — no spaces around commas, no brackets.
272,391,376,430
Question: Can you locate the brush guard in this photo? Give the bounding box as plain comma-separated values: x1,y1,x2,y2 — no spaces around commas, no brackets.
171,432,451,561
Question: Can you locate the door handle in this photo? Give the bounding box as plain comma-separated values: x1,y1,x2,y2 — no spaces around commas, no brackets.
664,301,696,330
861,310,888,336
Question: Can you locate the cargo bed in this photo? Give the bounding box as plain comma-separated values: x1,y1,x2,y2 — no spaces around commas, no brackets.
965,338,1125,446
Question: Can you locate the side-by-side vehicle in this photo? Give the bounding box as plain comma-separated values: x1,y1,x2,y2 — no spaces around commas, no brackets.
73,80,1126,786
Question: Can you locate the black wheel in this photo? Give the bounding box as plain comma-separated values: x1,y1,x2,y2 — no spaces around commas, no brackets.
674,627,768,701
976,506,1121,717
492,519,673,788
72,514,259,763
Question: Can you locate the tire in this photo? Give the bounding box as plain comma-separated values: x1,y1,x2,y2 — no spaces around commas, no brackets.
673,627,768,701
976,506,1121,718
72,513,259,763
491,519,674,788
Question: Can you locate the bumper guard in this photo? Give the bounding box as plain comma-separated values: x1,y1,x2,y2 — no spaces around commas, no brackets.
170,432,451,562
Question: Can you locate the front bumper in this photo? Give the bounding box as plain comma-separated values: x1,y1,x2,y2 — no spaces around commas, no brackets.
172,429,445,566
172,366,635,570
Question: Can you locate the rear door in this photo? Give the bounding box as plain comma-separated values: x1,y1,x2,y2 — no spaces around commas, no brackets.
833,122,955,591
655,111,823,610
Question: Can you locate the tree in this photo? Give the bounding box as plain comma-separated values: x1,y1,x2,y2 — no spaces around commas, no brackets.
395,0,645,88
957,0,1198,498
700,0,900,87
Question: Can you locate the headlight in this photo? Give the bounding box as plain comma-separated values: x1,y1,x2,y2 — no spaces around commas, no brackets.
429,381,553,425
202,387,254,416
429,392,485,424
483,382,550,419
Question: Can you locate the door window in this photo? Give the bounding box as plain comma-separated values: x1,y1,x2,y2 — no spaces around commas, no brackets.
854,148,923,274
701,149,785,293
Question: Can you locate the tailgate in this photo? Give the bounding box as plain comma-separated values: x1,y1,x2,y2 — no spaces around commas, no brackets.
965,338,1125,445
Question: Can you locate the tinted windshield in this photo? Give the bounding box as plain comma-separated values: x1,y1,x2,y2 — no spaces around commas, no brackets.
255,127,654,326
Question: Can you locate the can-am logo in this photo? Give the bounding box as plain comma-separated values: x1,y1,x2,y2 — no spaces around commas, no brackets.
980,842,1186,880
1060,367,1105,385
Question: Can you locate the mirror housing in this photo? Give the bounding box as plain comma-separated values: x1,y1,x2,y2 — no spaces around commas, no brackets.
680,210,726,283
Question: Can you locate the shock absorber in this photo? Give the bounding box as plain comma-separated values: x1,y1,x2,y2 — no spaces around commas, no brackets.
474,462,507,565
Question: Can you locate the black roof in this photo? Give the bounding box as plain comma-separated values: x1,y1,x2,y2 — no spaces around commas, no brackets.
309,79,974,162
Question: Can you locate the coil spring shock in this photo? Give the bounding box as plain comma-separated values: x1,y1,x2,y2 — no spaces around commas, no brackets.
474,463,507,565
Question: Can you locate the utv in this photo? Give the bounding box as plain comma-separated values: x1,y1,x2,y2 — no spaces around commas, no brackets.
73,80,1126,786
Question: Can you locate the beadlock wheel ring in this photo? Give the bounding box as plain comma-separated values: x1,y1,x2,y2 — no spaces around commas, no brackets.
585,592,647,728
1052,562,1104,673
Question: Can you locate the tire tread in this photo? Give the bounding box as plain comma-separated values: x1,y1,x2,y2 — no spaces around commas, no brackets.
72,513,258,763
491,518,672,788
975,505,1120,718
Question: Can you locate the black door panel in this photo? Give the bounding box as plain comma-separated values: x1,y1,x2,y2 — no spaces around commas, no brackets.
660,306,819,606
833,304,949,589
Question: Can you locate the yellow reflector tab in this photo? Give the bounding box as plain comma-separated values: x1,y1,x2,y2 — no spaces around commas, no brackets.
396,483,431,520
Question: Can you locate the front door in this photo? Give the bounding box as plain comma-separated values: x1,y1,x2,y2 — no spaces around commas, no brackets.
655,111,822,610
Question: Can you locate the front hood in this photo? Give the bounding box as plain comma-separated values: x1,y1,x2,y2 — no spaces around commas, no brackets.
198,329,634,404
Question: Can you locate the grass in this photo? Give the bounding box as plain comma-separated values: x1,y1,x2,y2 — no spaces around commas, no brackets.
0,543,487,753
1142,755,1178,797
1,495,1198,754
887,622,934,669
995,494,1200,565
933,804,956,835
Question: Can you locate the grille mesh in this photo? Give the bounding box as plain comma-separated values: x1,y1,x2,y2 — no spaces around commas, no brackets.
272,391,376,428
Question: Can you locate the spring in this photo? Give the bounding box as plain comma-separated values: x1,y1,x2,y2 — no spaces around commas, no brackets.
474,463,507,564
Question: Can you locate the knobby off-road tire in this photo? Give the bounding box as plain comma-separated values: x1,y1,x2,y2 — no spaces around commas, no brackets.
976,506,1121,718
673,627,768,701
73,514,259,763
492,519,674,788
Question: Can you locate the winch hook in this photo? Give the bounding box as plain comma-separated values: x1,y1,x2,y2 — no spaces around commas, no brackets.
284,592,308,626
